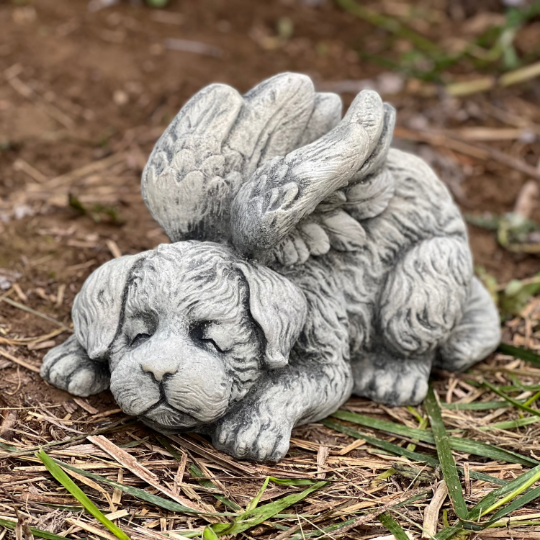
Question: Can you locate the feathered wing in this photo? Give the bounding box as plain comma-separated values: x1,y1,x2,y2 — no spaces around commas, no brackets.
142,72,396,266
230,90,396,265
142,73,342,244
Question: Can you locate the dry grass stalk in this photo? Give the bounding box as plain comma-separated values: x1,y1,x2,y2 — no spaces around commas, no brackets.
422,480,448,538
88,435,204,513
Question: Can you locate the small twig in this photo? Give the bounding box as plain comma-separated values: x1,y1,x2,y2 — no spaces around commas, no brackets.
13,159,48,183
0,417,133,459
106,240,122,259
446,60,540,97
163,38,223,58
0,296,72,331
43,152,127,189
88,435,205,514
422,480,448,538
0,348,40,373
394,127,540,181
316,446,330,479
514,180,539,220
5,71,75,130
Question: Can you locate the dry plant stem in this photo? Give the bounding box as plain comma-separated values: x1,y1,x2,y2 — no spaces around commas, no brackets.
43,152,127,189
422,481,448,538
13,158,48,183
446,61,540,97
394,127,540,181
316,446,330,479
5,72,75,130
65,519,119,540
0,417,133,459
311,487,430,537
0,297,72,331
88,435,205,514
0,349,40,373
514,180,539,219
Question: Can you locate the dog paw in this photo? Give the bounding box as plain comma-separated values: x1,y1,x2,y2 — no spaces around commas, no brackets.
213,412,292,462
41,335,110,397
352,355,430,406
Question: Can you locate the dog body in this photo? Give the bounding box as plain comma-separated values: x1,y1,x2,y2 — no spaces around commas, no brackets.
41,74,500,461
281,147,500,410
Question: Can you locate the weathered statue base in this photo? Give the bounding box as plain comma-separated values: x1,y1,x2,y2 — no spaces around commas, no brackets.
41,73,501,462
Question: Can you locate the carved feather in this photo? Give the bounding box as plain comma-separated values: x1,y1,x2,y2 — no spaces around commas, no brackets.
231,90,397,265
143,73,397,268
143,73,335,244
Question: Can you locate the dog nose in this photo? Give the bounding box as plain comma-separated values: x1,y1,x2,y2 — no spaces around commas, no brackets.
141,362,178,382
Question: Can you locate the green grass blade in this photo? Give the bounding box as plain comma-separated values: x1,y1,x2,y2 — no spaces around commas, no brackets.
0,441,19,453
485,485,540,525
38,449,130,540
478,415,540,431
285,488,430,540
322,419,505,485
53,459,235,516
498,343,540,367
0,518,71,540
188,463,242,512
441,401,511,411
490,519,540,528
245,476,270,512
480,468,540,517
490,384,540,393
323,418,439,466
155,435,183,460
269,477,321,486
424,388,468,520
332,410,538,466
203,527,220,540
433,523,463,540
378,512,410,540
468,464,540,521
464,485,540,532
523,390,540,407
483,380,540,418
205,481,327,537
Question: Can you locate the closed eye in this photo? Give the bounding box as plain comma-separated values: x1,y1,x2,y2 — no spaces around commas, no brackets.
203,337,225,354
190,321,227,354
130,333,152,348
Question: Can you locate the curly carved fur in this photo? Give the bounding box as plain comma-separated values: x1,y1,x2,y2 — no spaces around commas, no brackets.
41,74,500,461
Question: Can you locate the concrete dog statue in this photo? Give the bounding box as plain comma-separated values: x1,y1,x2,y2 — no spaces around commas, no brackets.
41,73,500,461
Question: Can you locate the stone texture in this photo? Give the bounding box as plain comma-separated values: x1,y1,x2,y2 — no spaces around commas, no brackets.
41,73,501,462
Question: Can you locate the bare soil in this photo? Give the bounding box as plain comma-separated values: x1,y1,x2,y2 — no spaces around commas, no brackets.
1,1,540,538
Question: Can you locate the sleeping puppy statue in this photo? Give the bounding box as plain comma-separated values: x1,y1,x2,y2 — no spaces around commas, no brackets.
41,73,501,461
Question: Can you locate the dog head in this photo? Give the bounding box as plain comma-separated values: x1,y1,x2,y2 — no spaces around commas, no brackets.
70,242,307,432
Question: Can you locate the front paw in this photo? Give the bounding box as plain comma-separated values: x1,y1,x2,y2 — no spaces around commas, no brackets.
213,409,292,462
352,353,431,406
41,335,110,397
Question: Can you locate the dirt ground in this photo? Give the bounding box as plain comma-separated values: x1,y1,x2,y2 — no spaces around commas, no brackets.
1,1,540,539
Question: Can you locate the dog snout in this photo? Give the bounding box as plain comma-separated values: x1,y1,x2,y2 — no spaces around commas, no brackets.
141,361,178,382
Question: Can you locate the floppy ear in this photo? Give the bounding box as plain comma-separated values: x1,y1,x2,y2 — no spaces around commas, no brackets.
72,253,147,360
235,262,307,370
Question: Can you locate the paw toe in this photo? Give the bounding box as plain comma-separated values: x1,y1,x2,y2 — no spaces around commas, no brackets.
68,368,107,397
269,438,290,463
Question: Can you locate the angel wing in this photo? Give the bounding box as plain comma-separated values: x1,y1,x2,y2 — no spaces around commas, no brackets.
142,73,342,244
230,89,396,265
142,73,396,266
